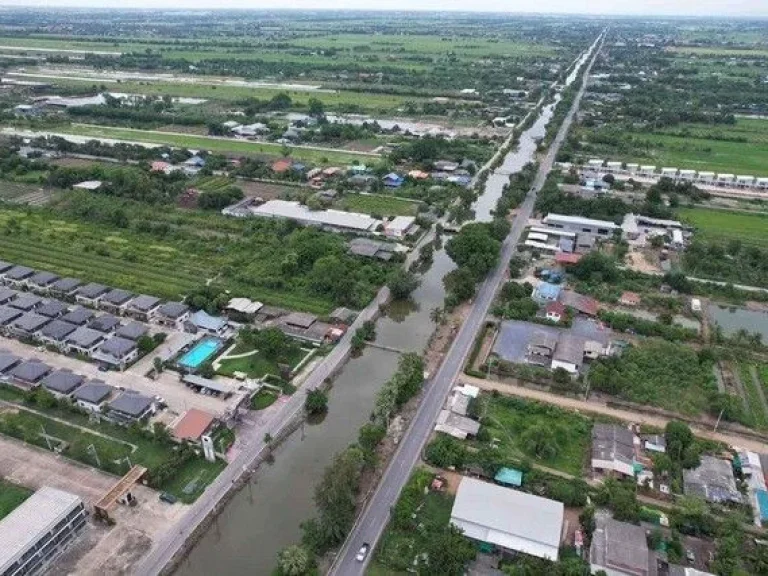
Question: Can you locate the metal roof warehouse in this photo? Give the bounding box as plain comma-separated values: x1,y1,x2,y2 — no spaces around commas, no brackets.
246,200,382,233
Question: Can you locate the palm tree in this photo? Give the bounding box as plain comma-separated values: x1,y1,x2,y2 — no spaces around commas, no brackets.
430,306,444,324
277,544,311,576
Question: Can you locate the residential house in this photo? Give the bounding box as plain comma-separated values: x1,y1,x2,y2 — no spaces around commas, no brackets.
435,409,480,439
4,265,35,288
0,261,14,281
383,216,416,239
38,320,78,350
156,302,191,331
382,173,405,188
541,214,619,239
0,287,17,305
641,434,666,454
172,408,217,445
8,312,50,339
226,298,263,320
115,321,149,341
186,310,228,337
108,391,155,424
66,327,105,357
88,314,121,334
41,370,85,398
545,301,566,323
72,180,102,191
125,295,161,322
9,360,51,389
60,307,95,326
72,380,113,413
99,289,134,315
434,160,459,172
532,282,561,303
92,337,138,370
271,159,292,174
528,332,557,364
590,513,649,576
49,277,82,300
75,283,109,307
0,306,23,333
560,290,599,317
620,291,641,307
0,352,21,375
551,334,584,374
683,456,742,505
36,300,69,319
592,423,636,478
8,294,44,313
27,271,60,294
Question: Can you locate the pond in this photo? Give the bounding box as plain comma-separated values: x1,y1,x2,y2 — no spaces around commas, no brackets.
707,303,768,340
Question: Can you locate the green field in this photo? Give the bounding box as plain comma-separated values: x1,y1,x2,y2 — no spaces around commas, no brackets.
0,479,32,520
471,394,590,476
737,363,768,429
249,389,279,410
678,207,768,247
668,46,768,57
46,124,377,166
337,193,420,217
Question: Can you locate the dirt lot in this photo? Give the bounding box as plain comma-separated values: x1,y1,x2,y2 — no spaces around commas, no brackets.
0,435,187,575
626,249,662,274
237,179,301,200
50,157,116,169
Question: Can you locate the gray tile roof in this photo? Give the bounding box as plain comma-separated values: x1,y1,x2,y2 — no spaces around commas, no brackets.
28,271,59,287
73,380,113,404
108,391,153,417
41,370,84,394
50,277,82,293
66,326,104,348
592,424,635,464
683,456,741,504
0,353,20,373
36,300,69,318
589,514,649,575
0,287,18,303
0,261,13,274
11,312,50,333
8,294,43,312
89,315,120,333
101,289,133,306
128,294,161,312
40,319,77,342
98,337,136,357
158,302,189,319
0,306,22,326
10,361,50,383
76,283,109,299
115,321,148,341
60,307,94,326
5,266,34,281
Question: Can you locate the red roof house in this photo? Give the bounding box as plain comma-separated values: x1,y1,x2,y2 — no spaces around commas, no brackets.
620,291,641,306
271,159,292,174
555,252,582,265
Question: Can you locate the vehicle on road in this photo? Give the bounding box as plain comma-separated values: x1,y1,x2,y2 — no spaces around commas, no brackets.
159,492,177,504
355,543,370,562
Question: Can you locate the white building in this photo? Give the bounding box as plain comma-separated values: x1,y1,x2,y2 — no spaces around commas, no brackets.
638,165,656,178
625,163,639,175
383,216,416,239
605,161,623,174
243,200,382,235
717,173,735,187
736,175,755,189
450,477,564,561
587,159,605,171
697,171,715,184
0,486,87,576
678,169,696,181
660,167,678,179
542,214,619,238
756,177,768,191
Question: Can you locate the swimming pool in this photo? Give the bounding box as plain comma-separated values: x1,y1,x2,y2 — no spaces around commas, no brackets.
178,337,223,370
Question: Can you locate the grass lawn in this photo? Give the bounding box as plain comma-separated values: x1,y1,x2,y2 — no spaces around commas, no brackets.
374,468,454,574
471,394,590,476
161,458,227,504
677,207,768,248
46,123,377,166
0,479,32,520
217,346,307,379
737,362,768,430
250,389,279,410
337,193,420,217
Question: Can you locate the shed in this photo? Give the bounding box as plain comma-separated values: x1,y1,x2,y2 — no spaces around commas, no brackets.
494,467,523,487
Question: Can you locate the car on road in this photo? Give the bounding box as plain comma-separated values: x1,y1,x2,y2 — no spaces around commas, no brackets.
355,543,370,562
159,492,177,504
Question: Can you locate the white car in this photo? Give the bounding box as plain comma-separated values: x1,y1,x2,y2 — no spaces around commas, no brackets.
355,543,370,562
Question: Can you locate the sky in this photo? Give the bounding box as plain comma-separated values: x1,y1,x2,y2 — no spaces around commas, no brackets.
1,0,767,18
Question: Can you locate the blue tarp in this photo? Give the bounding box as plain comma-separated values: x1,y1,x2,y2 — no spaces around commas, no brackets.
756,489,768,522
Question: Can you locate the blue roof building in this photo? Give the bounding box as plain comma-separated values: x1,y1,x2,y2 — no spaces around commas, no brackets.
382,173,405,188
532,282,562,302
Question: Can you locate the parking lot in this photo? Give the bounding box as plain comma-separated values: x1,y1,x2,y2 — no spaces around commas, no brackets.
0,334,246,417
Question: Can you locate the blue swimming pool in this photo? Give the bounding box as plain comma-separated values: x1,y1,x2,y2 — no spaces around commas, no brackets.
178,337,223,370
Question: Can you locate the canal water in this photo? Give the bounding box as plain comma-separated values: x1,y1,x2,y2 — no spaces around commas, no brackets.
707,303,768,341
176,44,596,576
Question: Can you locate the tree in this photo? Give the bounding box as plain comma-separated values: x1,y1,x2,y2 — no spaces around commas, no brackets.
552,367,572,385
358,422,386,464
445,223,501,279
305,389,329,415
153,356,164,374
277,544,312,576
420,524,476,576
521,424,560,460
308,97,325,118
665,421,694,462
257,327,291,359
387,269,420,300
153,422,171,443
443,267,477,305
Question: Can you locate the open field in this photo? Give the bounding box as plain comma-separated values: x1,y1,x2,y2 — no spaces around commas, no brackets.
0,478,32,520
677,207,768,248
50,124,378,165
217,347,307,379
337,193,420,217
737,363,768,430
667,46,768,57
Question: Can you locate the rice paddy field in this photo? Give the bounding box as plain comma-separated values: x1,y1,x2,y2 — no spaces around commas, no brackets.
677,207,768,248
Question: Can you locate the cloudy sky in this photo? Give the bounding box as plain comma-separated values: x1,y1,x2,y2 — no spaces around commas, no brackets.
2,0,767,17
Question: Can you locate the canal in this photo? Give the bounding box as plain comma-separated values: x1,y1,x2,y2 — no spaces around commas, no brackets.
175,45,594,576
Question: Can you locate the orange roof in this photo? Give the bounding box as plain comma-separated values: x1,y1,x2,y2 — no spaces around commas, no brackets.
173,408,215,441
620,291,641,305
271,159,292,173
555,252,582,265
408,170,429,180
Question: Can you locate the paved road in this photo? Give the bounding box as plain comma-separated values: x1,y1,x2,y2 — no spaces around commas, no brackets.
330,32,605,576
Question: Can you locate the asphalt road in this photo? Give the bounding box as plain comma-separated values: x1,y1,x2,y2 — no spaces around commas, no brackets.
330,32,604,576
